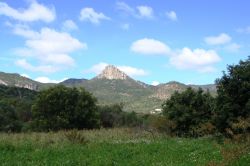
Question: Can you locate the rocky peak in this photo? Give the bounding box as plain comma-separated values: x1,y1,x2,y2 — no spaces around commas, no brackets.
97,65,128,80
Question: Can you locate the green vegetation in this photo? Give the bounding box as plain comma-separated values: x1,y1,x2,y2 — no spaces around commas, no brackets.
0,128,249,165
0,85,37,132
99,104,142,128
0,57,249,165
162,88,215,137
0,72,54,90
215,57,250,137
32,85,100,131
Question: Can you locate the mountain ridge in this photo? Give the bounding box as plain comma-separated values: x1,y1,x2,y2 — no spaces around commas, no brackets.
0,67,217,113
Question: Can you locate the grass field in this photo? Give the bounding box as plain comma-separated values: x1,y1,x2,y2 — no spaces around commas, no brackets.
0,128,249,166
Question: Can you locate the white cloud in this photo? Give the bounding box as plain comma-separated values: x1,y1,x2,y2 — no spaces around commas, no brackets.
131,38,171,55
35,77,68,83
85,62,108,74
15,59,60,73
237,26,250,34
121,23,130,30
170,48,221,73
116,2,154,19
166,11,177,21
85,62,148,77
13,24,40,38
204,33,231,45
21,73,30,78
13,26,86,73
116,1,135,16
224,43,241,52
117,66,148,76
0,1,55,22
137,6,153,19
62,20,78,31
79,7,110,24
151,81,160,86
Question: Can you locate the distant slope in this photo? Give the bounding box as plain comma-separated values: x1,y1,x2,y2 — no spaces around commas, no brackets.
0,67,217,113
0,72,54,90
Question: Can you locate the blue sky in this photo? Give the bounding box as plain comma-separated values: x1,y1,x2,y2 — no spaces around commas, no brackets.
0,0,249,85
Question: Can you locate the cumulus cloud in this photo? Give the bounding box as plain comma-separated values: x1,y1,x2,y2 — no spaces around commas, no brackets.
118,65,148,76
131,38,171,55
35,77,68,83
79,7,110,24
0,0,55,22
137,6,153,18
62,20,78,31
204,33,231,45
13,26,86,73
151,81,160,86
85,62,148,77
166,11,177,21
84,62,108,74
170,48,221,73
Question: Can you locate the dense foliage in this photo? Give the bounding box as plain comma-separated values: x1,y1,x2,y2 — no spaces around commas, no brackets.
162,88,215,137
31,85,100,131
0,57,249,139
0,85,37,132
215,57,250,136
99,103,142,128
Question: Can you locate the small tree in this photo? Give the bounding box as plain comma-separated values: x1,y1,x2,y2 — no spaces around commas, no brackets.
162,88,215,137
31,85,99,131
215,57,250,136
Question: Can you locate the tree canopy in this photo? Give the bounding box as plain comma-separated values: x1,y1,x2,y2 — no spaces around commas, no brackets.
162,88,215,137
215,56,250,136
31,85,100,131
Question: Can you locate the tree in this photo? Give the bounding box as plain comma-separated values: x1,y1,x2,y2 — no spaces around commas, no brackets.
99,104,123,128
215,57,250,136
99,103,142,128
0,101,22,132
162,88,215,137
31,85,99,131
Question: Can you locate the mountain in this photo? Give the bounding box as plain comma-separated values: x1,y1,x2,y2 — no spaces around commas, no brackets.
95,65,128,80
0,72,53,91
61,66,217,113
0,66,217,113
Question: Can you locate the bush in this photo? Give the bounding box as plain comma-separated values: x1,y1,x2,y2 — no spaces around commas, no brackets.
31,85,100,131
162,88,215,137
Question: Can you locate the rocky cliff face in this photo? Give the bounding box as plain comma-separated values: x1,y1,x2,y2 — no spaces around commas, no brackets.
96,65,128,80
150,82,187,100
0,79,8,86
14,83,38,91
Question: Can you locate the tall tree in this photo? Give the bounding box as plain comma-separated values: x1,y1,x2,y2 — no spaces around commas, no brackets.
215,57,250,135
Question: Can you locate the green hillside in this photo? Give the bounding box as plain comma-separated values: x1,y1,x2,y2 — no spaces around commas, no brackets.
0,72,53,90
0,70,217,113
